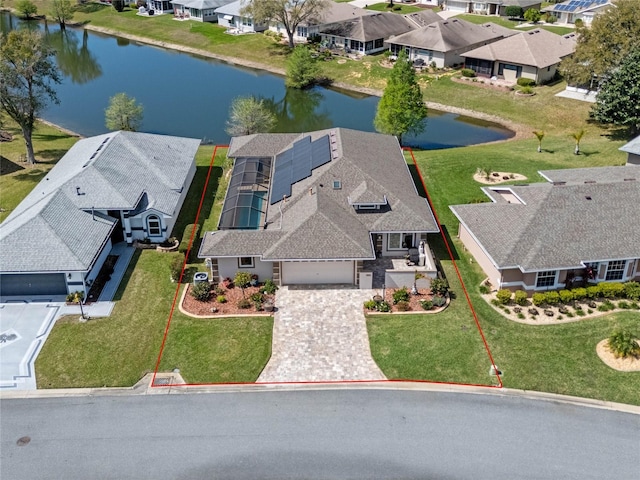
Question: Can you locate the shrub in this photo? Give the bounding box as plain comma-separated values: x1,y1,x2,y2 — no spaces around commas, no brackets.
624,281,640,301
531,292,546,307
617,301,630,309
630,302,640,310
496,289,512,305
461,68,476,78
558,289,574,304
16,0,38,17
191,282,211,301
169,252,185,283
586,285,601,299
430,278,449,296
364,300,378,310
234,271,252,292
503,308,510,314
112,0,126,12
519,86,534,94
544,291,560,306
504,5,523,18
600,282,625,299
479,284,490,295
598,301,615,312
392,287,410,304
420,300,433,310
260,279,278,295
544,13,556,24
179,223,200,258
572,287,587,301
608,329,640,358
432,295,446,308
517,313,525,319
491,298,500,306
250,292,264,303
217,295,227,303
514,290,528,306
517,78,536,87
377,301,391,312
396,300,410,311
237,298,251,309
576,309,586,316
574,18,583,28
214,286,225,296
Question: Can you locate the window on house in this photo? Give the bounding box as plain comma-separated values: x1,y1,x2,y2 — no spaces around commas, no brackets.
297,26,308,37
388,233,413,250
536,270,556,288
238,257,255,268
605,260,626,281
374,38,384,49
147,215,161,236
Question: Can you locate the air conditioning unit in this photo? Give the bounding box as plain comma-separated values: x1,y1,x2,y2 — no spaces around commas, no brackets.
193,272,209,284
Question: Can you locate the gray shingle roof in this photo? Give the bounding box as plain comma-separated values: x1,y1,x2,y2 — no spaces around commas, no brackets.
450,165,640,271
387,18,509,53
619,135,640,156
539,165,640,185
1,131,200,273
461,29,577,69
319,12,415,42
200,128,439,261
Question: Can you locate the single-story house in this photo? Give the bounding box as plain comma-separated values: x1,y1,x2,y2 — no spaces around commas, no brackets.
147,0,174,14
542,0,612,26
171,0,233,22
620,135,640,166
387,19,515,69
444,0,541,15
318,12,418,55
199,128,440,288
450,165,640,294
0,131,200,298
215,0,267,32
461,28,577,84
267,2,375,43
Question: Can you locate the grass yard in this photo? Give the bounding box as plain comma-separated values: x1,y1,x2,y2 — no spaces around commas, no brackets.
457,13,575,35
365,4,423,14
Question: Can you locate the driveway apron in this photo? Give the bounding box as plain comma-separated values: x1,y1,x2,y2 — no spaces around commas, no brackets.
257,287,386,382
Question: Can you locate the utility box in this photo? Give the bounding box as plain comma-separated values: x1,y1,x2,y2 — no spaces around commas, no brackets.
359,271,373,289
193,272,209,284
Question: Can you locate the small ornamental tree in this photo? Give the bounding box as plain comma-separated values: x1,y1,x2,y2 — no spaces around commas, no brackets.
50,0,74,30
608,329,640,358
286,46,320,89
16,0,38,18
570,129,585,155
523,8,541,24
533,130,544,153
105,93,143,131
225,96,276,136
234,271,252,297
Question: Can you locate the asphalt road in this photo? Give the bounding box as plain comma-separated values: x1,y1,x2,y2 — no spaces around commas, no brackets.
1,389,639,479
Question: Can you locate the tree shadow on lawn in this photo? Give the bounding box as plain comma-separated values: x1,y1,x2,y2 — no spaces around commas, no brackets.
267,42,291,59
35,149,70,164
0,156,25,176
14,169,47,182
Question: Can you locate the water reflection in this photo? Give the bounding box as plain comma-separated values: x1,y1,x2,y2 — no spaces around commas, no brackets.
265,88,333,133
46,28,102,84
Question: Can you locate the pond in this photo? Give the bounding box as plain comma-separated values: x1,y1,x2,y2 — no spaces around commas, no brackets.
1,12,513,149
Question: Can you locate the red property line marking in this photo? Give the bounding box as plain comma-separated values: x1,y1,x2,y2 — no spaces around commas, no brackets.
152,145,502,389
152,145,225,387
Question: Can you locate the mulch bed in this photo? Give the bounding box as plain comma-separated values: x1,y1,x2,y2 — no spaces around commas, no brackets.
182,283,274,316
364,288,442,314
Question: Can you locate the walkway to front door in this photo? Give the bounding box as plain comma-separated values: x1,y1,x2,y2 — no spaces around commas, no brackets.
257,286,386,383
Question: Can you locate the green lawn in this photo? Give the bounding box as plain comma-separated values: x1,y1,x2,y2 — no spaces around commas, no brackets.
366,3,423,14
456,13,574,35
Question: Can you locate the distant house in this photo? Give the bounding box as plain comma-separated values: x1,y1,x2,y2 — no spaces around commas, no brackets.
198,128,440,287
147,0,174,14
450,165,640,294
267,2,375,43
443,0,541,15
319,12,417,55
387,19,515,68
542,0,613,26
461,29,577,83
620,136,640,166
171,0,232,22
215,0,267,32
0,132,200,298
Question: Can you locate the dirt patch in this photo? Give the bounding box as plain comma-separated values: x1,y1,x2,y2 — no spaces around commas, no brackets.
596,339,640,372
181,283,274,317
473,171,528,185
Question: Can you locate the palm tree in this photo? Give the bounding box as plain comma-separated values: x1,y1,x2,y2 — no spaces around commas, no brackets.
533,130,544,153
570,129,585,155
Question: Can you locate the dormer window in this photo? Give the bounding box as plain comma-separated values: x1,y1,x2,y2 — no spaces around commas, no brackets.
333,180,342,190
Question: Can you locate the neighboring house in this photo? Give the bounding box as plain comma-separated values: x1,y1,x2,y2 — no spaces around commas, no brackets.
319,12,417,55
450,165,640,294
620,135,640,166
461,28,577,83
0,132,200,298
387,19,515,69
198,128,440,287
171,0,232,22
444,0,541,15
215,0,267,32
148,0,174,14
267,2,375,43
542,0,612,26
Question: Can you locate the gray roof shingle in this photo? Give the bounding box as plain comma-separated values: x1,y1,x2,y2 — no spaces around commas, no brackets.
319,12,415,42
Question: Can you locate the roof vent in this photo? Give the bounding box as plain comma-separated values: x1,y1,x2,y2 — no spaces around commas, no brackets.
585,196,592,200
333,180,342,190
623,178,636,181
552,181,566,186
76,187,85,196
584,180,596,184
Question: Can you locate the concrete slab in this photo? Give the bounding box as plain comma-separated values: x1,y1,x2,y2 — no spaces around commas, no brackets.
0,302,61,389
556,89,597,103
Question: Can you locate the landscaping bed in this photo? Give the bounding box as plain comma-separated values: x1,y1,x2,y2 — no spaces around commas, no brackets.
182,282,275,316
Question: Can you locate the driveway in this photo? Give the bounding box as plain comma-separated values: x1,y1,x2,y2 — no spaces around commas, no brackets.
257,287,386,382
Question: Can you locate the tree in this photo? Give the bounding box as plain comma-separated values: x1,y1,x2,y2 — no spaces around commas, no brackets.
285,45,320,89
241,0,329,49
374,50,427,145
16,0,37,18
560,0,640,87
50,0,74,30
105,93,143,131
225,96,276,136
67,291,87,320
570,129,584,155
234,271,252,297
591,49,640,136
523,8,541,24
0,30,61,165
504,5,522,19
533,130,544,153
112,0,126,11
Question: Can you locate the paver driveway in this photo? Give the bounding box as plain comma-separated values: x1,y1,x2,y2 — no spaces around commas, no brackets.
257,287,386,382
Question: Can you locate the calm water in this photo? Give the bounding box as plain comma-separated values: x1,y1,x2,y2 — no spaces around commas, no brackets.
1,12,513,149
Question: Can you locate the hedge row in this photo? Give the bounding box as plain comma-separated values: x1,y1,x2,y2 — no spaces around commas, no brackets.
495,281,640,307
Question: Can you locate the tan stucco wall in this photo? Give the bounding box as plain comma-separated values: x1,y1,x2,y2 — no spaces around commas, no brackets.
458,223,500,285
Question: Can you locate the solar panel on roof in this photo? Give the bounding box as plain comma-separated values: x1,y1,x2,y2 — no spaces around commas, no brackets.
311,135,331,169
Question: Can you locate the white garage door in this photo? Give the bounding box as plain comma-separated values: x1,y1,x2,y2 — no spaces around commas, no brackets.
282,261,354,285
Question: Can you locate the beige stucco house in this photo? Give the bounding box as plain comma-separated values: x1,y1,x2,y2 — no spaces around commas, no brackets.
450,165,640,294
